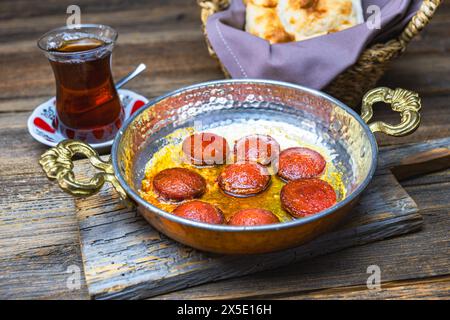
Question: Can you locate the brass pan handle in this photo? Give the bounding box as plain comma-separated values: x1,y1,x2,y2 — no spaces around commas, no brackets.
361,87,421,136
39,140,132,206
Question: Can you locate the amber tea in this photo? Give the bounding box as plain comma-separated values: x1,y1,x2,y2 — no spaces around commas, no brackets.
38,25,123,142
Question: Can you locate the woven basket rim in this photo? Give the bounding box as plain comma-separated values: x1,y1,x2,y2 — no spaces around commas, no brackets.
198,0,441,66
197,0,442,107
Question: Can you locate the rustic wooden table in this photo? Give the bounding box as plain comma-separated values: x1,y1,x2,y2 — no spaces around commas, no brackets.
0,0,449,300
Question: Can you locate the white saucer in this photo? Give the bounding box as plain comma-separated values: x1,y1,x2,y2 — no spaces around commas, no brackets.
27,89,149,150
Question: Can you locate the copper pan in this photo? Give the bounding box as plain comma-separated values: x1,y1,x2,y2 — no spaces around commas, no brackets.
39,80,421,254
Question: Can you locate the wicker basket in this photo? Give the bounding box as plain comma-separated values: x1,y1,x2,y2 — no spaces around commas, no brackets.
198,0,441,107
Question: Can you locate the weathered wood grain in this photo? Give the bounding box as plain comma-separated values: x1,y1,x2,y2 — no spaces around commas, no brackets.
0,0,222,113
1,2,450,114
391,148,450,181
0,172,89,299
277,276,450,300
75,138,449,299
77,174,421,299
155,204,450,300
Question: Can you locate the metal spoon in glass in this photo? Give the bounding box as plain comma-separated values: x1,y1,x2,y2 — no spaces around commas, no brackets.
115,63,146,89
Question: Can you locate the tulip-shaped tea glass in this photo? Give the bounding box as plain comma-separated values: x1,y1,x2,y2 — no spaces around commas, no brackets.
38,24,123,142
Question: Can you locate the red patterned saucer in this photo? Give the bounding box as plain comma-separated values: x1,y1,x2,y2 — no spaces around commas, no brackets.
27,89,149,150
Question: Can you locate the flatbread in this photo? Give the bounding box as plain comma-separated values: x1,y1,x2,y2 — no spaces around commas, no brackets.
277,0,363,41
245,1,294,44
244,0,279,7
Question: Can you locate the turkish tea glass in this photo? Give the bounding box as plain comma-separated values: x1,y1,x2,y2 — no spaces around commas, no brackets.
38,24,123,142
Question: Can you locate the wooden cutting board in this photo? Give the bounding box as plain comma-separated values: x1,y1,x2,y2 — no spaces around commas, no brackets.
74,137,450,299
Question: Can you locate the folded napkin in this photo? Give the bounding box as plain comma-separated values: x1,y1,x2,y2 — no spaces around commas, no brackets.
206,0,422,89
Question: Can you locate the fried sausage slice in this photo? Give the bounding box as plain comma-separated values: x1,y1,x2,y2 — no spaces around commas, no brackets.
234,134,280,165
228,208,279,226
218,163,271,197
281,178,337,217
153,168,206,201
172,200,224,224
182,133,229,166
278,147,326,181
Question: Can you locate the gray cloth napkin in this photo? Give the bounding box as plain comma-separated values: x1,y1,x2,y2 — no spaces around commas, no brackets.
206,0,422,89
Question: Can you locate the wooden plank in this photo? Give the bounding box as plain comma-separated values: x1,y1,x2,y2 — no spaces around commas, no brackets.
0,0,449,300
0,116,446,300
77,172,421,299
0,172,89,299
0,0,223,113
154,207,449,300
0,0,223,300
0,167,446,300
1,0,450,113
154,144,450,300
276,276,450,300
0,0,193,21
0,110,88,298
75,138,450,299
0,133,446,300
390,148,450,181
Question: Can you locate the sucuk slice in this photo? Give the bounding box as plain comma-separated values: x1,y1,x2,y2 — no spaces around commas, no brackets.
172,200,224,224
280,178,337,217
218,162,271,197
182,133,229,166
234,134,280,165
277,147,326,181
228,208,279,226
153,167,206,201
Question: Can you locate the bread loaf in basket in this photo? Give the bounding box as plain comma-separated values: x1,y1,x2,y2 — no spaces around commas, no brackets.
198,0,441,107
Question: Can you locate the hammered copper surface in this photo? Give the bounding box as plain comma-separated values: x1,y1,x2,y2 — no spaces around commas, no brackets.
118,82,373,198
39,80,422,254
113,80,377,253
